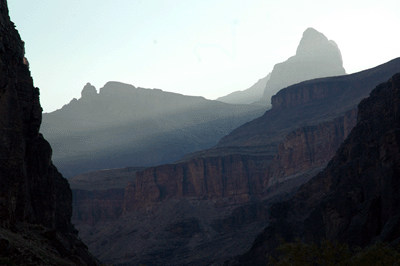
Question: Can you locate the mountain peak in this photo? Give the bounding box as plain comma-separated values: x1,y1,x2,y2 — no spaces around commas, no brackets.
260,28,346,104
296,27,342,60
81,82,98,98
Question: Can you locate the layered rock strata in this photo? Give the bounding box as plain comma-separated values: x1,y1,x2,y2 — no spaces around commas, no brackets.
267,108,357,186
234,73,400,265
218,57,400,148
123,154,272,213
72,58,400,266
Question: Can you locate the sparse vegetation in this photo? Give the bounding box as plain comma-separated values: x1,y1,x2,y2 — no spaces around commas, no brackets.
268,239,400,266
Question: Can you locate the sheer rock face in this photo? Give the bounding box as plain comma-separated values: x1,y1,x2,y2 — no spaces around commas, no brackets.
267,109,357,186
0,0,60,231
235,73,400,266
261,28,346,105
123,154,272,213
0,1,99,265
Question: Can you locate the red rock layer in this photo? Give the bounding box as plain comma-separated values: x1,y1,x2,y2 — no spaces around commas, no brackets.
268,109,357,185
123,154,272,212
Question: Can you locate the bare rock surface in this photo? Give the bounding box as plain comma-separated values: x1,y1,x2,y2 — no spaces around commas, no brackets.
0,1,99,265
233,73,400,265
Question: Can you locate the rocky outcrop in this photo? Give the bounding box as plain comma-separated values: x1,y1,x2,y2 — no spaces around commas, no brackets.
234,73,400,266
0,1,98,265
80,82,98,99
260,28,346,105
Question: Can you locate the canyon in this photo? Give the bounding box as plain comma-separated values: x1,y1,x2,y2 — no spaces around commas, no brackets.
1,1,399,264
70,54,400,265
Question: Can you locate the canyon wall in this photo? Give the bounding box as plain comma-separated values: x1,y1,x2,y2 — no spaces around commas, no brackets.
72,58,400,265
72,189,125,226
233,73,400,266
123,154,272,213
267,108,357,186
217,57,400,148
0,1,99,265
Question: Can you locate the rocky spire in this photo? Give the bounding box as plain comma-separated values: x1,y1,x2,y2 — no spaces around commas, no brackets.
81,82,98,99
260,27,346,105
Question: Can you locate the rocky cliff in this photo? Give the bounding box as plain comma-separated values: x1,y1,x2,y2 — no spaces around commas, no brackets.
259,28,346,105
69,167,144,226
72,113,357,265
123,153,272,213
218,57,400,148
233,73,400,265
0,1,98,265
267,108,357,186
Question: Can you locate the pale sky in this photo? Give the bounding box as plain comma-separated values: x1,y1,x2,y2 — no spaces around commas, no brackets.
8,0,400,112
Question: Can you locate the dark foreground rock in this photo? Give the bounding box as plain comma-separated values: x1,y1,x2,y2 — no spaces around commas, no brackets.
232,73,400,265
0,1,99,265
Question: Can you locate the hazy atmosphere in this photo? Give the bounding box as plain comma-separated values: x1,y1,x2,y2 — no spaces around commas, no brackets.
2,0,400,265
9,0,400,112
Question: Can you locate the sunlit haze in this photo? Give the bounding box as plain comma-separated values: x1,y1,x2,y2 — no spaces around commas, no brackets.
9,0,400,112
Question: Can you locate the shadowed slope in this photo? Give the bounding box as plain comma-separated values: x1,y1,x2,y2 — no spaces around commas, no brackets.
41,82,267,177
232,73,400,265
